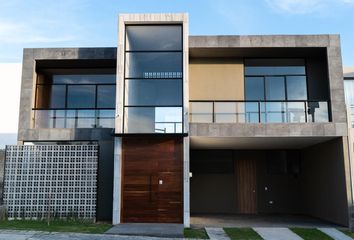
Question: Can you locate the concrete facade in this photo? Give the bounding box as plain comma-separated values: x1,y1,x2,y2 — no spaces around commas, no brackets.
11,13,353,228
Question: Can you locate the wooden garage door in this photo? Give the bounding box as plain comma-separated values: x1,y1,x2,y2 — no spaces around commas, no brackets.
121,137,183,223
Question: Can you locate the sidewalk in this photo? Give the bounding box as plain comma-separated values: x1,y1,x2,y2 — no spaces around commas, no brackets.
0,230,183,240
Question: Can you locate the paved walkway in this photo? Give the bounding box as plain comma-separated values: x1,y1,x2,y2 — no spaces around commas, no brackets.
0,230,182,240
105,223,184,238
205,227,230,240
318,228,353,240
253,227,303,240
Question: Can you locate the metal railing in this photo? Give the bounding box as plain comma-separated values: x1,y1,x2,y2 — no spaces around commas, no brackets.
33,109,115,128
190,100,330,123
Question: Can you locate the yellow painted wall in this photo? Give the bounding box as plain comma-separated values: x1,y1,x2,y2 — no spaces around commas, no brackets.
189,58,244,100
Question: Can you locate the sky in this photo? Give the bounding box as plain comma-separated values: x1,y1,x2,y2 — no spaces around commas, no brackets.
0,0,354,134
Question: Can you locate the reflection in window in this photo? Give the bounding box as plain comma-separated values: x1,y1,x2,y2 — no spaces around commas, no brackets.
245,77,264,100
36,85,66,108
67,85,95,108
124,25,183,134
124,107,182,133
125,52,182,79
245,58,307,102
34,74,116,128
126,25,182,51
53,75,115,84
97,85,116,108
266,77,285,100
287,76,307,100
125,80,182,106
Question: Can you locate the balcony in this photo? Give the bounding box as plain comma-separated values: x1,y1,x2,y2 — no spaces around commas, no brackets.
33,109,115,128
190,100,329,123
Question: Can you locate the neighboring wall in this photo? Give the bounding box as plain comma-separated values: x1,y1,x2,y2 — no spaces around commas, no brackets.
0,150,4,204
301,137,349,226
189,58,244,100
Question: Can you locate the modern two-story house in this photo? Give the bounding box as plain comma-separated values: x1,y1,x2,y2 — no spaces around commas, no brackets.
3,13,352,228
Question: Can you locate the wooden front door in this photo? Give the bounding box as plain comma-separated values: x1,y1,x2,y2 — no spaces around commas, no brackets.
235,158,257,214
121,137,183,223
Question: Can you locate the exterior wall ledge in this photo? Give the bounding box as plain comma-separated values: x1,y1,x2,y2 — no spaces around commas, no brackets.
18,128,114,142
189,34,338,48
189,122,348,138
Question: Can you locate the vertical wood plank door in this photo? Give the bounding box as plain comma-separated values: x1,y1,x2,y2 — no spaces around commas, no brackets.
235,158,257,214
121,137,183,223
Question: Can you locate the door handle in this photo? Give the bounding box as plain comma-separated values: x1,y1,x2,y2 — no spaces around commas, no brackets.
159,179,163,185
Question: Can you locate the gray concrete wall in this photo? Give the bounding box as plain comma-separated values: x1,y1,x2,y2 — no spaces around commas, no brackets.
301,137,350,226
190,122,348,138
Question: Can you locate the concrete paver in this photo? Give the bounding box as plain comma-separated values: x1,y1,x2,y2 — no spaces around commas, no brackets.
205,228,230,240
0,230,182,240
318,228,353,240
105,223,184,238
253,227,303,240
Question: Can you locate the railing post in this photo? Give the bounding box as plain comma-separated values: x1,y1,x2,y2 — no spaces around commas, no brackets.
258,101,261,123
304,101,308,123
212,101,215,123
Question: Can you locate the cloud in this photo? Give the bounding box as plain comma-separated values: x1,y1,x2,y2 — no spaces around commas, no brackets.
265,0,354,14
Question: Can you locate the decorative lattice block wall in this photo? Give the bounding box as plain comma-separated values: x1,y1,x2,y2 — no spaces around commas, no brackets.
3,145,98,219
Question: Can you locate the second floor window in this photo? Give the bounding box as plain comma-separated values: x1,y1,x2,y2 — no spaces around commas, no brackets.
34,73,116,129
245,58,307,101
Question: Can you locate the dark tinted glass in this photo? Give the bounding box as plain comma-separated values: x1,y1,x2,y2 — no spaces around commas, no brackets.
36,85,66,108
97,85,116,108
266,77,285,100
125,80,182,106
245,77,264,100
125,52,182,78
126,25,182,51
286,76,307,100
245,66,306,76
53,74,115,84
67,85,95,108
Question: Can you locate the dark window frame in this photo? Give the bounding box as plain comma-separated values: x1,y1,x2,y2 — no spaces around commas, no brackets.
123,24,184,134
244,58,309,101
34,74,116,110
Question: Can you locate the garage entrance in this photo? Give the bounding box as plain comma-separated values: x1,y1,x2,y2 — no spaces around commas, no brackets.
190,137,350,227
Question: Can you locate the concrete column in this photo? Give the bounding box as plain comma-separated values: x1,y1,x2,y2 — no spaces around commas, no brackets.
183,136,190,227
112,137,122,224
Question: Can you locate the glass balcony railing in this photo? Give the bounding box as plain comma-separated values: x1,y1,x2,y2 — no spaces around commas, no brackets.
33,109,115,128
190,100,329,123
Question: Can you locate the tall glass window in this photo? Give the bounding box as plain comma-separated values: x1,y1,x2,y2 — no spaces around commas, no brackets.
34,74,116,128
124,25,183,134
